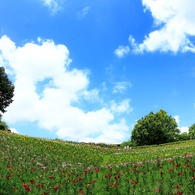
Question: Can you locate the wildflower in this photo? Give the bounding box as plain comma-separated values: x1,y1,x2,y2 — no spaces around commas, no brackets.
105,174,112,179
79,189,84,195
176,185,181,189
113,183,118,188
169,168,174,173
22,184,32,192
30,179,36,184
14,188,18,192
114,174,120,180
36,183,44,188
131,180,138,185
156,188,162,193
53,184,61,191
49,176,54,179
6,176,11,180
176,164,181,167
177,172,182,176
41,193,48,195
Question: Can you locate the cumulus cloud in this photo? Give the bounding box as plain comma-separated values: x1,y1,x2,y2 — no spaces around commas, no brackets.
110,99,133,114
116,0,195,54
174,115,189,133
112,81,132,94
10,128,20,134
42,0,63,14
0,35,132,143
77,6,91,19
114,45,130,58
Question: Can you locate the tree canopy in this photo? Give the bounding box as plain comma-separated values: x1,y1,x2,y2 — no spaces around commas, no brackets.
131,109,180,146
189,124,195,139
0,67,14,117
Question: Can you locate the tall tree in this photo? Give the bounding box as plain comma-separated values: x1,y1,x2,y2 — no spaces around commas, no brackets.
189,124,195,139
0,67,14,117
131,109,180,146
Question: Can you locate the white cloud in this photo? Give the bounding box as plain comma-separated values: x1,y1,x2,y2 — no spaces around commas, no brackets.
179,126,189,134
110,99,132,114
125,0,195,53
112,81,132,94
10,128,19,134
174,115,189,133
114,45,130,58
77,6,91,19
0,35,131,143
42,0,63,14
174,115,180,124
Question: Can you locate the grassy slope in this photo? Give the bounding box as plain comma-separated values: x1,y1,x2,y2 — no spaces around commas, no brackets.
1,131,195,194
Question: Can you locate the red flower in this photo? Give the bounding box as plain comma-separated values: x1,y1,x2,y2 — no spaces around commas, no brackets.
22,184,32,192
176,164,181,167
14,188,18,192
131,180,138,185
95,168,99,172
176,185,181,189
114,174,120,180
53,184,61,191
105,174,112,179
169,168,174,172
113,183,118,188
49,176,54,179
79,189,84,195
36,183,44,188
6,176,11,180
156,188,162,193
30,180,36,184
177,172,182,176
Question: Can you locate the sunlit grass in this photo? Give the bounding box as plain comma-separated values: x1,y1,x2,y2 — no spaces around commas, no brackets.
0,130,195,194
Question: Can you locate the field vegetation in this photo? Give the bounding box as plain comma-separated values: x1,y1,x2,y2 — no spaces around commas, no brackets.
1,130,195,195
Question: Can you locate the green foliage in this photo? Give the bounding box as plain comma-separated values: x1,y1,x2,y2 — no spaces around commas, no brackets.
120,140,135,148
131,109,180,146
178,132,190,141
1,131,195,194
189,124,195,139
0,67,14,116
0,119,10,132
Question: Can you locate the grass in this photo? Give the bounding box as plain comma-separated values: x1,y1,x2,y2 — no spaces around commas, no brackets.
0,130,195,194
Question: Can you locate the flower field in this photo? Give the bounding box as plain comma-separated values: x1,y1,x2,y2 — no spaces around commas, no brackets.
0,131,195,194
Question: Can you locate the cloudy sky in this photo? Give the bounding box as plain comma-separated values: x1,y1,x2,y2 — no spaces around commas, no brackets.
0,0,195,143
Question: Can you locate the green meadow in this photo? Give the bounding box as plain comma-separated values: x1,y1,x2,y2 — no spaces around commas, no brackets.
1,130,195,195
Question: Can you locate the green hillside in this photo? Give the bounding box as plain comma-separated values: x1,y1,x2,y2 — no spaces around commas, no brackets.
1,131,195,194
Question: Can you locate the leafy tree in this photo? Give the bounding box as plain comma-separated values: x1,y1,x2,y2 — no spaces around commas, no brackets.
0,119,10,132
178,132,190,141
0,67,14,117
189,124,195,139
131,109,180,146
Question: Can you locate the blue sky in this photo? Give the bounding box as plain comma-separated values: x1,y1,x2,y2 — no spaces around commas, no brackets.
0,0,195,143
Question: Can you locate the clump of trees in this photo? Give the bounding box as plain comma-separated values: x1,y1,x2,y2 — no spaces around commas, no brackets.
189,124,195,139
129,109,195,146
0,66,14,131
131,109,180,146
